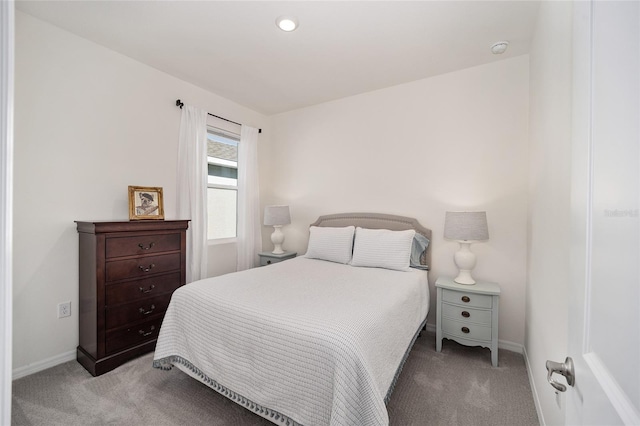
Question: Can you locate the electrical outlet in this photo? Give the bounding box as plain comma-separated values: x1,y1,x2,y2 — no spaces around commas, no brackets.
58,301,71,318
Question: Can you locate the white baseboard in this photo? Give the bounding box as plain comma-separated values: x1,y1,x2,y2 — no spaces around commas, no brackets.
12,350,76,380
523,345,546,426
499,339,524,354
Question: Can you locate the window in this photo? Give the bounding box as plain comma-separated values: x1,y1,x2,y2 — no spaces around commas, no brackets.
207,128,239,240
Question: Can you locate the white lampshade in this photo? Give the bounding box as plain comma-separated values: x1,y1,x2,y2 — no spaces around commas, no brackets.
264,205,291,226
444,211,489,285
444,211,489,242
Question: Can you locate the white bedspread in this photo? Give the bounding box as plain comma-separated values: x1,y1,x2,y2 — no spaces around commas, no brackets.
153,257,429,426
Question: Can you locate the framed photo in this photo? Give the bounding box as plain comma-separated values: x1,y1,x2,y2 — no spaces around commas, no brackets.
128,186,165,220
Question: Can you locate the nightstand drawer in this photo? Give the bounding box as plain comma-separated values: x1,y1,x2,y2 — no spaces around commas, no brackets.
260,257,272,266
442,288,493,309
442,319,492,341
441,303,492,325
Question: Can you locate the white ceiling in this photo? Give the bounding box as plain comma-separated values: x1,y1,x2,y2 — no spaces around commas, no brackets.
16,1,541,115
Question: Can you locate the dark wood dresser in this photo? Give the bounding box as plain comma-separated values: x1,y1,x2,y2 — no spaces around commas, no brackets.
75,220,189,376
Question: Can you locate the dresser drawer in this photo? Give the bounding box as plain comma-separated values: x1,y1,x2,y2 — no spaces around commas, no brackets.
105,272,181,305
105,318,162,355
442,318,492,341
105,293,173,330
441,303,492,325
106,253,181,282
442,289,493,309
105,233,181,259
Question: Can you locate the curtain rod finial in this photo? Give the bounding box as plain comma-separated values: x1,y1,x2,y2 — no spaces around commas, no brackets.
175,99,184,109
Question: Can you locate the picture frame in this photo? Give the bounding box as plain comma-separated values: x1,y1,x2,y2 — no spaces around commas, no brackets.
128,186,165,220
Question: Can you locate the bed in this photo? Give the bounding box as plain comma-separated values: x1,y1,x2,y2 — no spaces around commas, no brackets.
153,213,431,426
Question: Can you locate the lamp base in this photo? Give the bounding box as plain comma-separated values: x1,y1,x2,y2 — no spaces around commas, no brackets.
454,270,476,285
271,225,285,254
453,242,477,285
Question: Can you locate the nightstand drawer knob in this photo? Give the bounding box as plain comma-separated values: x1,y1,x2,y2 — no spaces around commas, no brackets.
461,296,471,303
267,260,272,264
138,242,155,250
461,327,470,334
461,311,470,318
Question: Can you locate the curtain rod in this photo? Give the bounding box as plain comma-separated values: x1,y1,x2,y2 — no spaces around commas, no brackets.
175,99,262,134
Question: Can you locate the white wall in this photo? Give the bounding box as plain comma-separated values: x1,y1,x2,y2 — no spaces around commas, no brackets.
13,12,269,373
526,1,573,425
1,0,15,421
269,56,530,347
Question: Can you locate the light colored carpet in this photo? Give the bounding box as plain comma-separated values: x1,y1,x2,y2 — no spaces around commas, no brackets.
12,331,539,425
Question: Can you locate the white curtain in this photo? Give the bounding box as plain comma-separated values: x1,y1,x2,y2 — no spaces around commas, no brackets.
236,125,262,271
177,105,208,283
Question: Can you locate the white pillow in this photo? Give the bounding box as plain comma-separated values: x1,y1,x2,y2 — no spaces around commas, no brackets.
305,226,355,264
351,227,416,271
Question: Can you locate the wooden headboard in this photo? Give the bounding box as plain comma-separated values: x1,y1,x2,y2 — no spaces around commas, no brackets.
309,212,432,270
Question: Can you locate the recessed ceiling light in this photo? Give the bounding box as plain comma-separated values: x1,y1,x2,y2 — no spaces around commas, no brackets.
491,41,509,54
276,16,298,32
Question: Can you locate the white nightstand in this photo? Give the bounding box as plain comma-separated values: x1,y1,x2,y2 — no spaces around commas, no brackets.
435,276,501,367
258,251,297,266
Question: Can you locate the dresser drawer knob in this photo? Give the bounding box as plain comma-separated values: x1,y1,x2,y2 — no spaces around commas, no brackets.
461,327,470,334
139,304,156,315
138,263,156,272
139,284,155,294
461,311,470,318
461,296,471,303
138,242,155,250
138,325,155,337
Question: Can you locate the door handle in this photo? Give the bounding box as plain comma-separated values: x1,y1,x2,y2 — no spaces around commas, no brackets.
546,357,575,392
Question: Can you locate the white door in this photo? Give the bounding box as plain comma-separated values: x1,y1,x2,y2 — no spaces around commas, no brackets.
559,1,640,424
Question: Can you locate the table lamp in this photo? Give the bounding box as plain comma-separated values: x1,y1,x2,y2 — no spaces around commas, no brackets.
264,205,291,254
443,211,489,285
